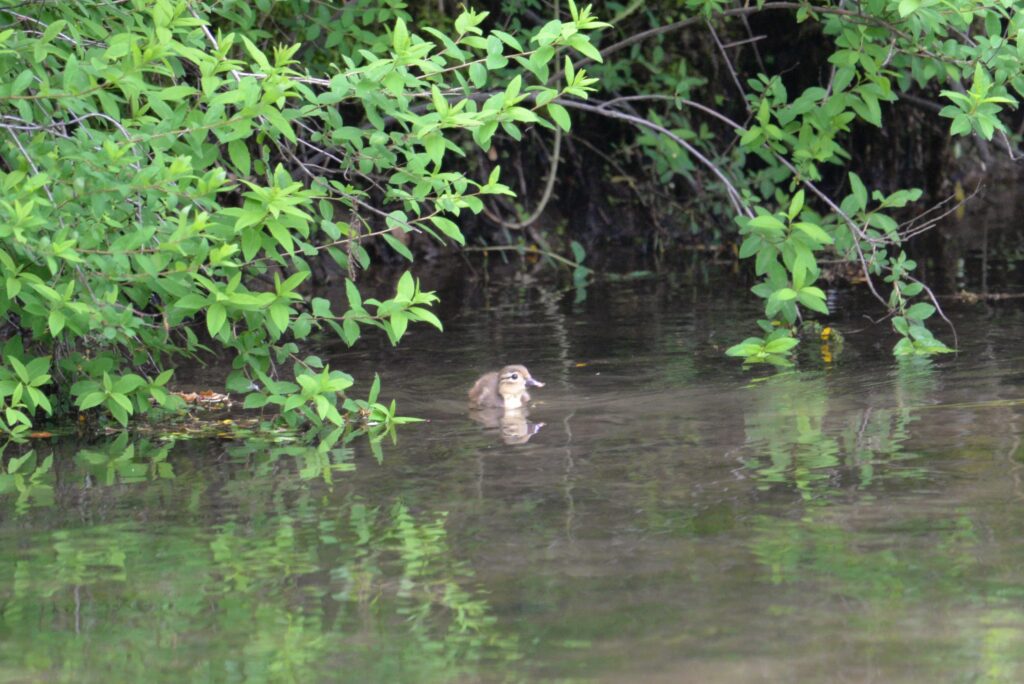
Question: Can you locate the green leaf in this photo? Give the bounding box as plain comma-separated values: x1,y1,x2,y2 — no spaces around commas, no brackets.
848,172,868,211
107,401,129,427
283,394,306,412
207,303,227,337
429,216,464,245
793,222,834,245
469,62,488,88
798,289,830,314
48,309,65,336
263,107,296,142
11,69,34,96
243,393,269,409
754,246,778,276
31,282,61,302
788,190,805,220
893,337,915,356
408,306,443,331
725,338,766,357
153,84,195,101
738,236,762,259
900,281,924,297
739,126,762,147
749,214,787,233
775,288,798,301
345,279,363,310
898,0,921,16
109,392,134,415
567,33,603,63
279,271,309,293
8,357,29,384
392,18,409,51
395,271,414,303
389,311,408,342
239,35,271,70
78,391,108,411
906,302,936,321
486,52,508,70
764,337,799,354
382,233,413,261
228,139,251,177
342,318,360,345
269,303,290,332
28,388,52,415
292,315,312,339
113,374,146,394
174,294,209,311
25,357,50,379
547,103,571,131
368,373,381,404
791,248,817,289
422,133,445,165
41,19,67,44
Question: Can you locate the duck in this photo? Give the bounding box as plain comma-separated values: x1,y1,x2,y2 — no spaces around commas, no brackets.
468,365,544,410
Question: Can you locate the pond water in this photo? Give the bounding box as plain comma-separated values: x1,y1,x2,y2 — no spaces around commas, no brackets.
1,266,1023,683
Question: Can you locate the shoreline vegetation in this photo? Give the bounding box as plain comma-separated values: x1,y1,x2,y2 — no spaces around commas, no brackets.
1,0,1021,444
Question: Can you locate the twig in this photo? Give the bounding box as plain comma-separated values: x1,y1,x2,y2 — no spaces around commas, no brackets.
706,19,749,109
594,3,918,65
485,127,563,230
558,98,752,217
899,183,981,242
905,273,958,347
462,244,584,269
1,9,106,48
188,3,242,85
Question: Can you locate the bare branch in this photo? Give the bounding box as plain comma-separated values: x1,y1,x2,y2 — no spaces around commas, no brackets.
485,127,563,230
558,98,752,217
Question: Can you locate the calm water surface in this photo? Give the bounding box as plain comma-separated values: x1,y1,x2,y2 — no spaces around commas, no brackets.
2,270,1024,683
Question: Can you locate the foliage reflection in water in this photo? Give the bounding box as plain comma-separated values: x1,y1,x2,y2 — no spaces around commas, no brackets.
0,438,520,683
1,278,1024,682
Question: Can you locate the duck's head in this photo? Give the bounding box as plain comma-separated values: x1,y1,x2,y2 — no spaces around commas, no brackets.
497,365,543,409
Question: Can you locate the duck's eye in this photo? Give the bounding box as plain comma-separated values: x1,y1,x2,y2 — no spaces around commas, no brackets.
510,373,519,380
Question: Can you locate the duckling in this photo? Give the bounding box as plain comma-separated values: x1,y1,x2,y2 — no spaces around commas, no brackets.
468,365,544,410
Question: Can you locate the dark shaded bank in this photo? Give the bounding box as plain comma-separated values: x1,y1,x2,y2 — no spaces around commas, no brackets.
436,1,1023,260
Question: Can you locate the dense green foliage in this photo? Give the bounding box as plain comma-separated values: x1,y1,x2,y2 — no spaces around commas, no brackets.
0,0,604,441
563,0,1022,364
2,0,1022,438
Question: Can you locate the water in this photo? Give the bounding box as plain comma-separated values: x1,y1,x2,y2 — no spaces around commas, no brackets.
1,270,1023,683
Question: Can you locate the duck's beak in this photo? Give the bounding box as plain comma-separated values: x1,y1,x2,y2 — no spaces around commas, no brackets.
526,377,544,388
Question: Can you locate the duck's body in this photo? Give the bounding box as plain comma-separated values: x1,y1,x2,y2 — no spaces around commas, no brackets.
468,365,543,410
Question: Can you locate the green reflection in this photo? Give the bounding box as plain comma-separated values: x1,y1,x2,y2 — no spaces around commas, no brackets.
748,510,1024,681
0,439,519,683
741,358,940,496
0,449,54,514
76,434,175,484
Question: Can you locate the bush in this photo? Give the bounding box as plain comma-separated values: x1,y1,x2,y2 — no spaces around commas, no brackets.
557,0,1022,362
0,0,606,443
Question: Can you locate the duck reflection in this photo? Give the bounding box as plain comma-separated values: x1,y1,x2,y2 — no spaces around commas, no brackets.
469,406,544,445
